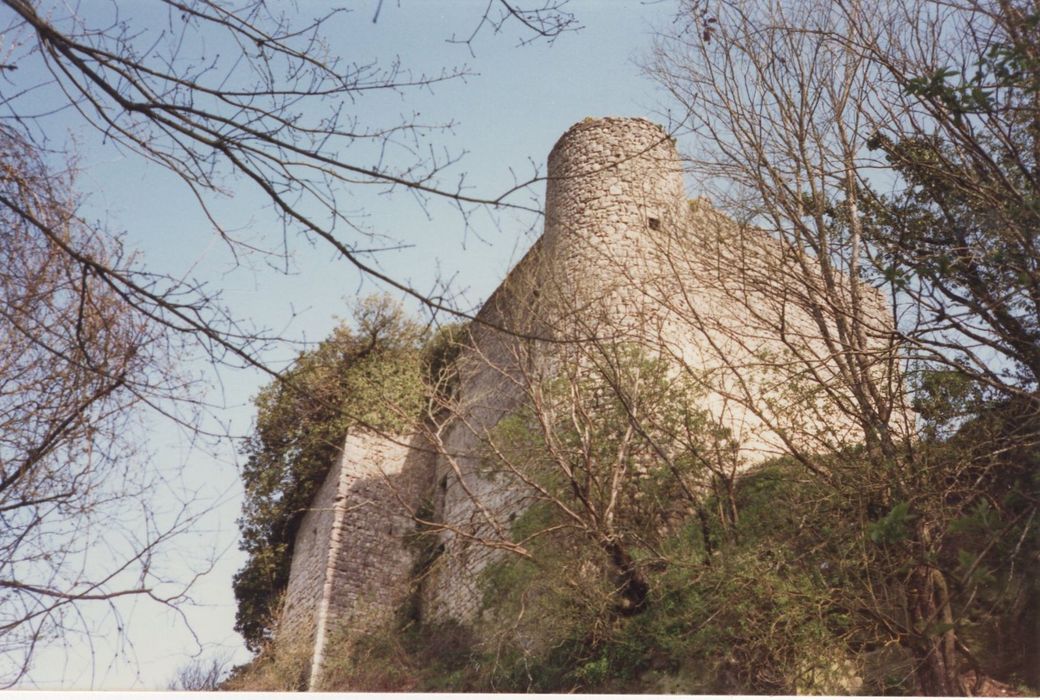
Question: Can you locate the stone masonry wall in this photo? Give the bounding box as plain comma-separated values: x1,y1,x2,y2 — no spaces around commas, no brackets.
318,431,432,630
423,116,900,622
541,116,688,333
280,444,344,648
280,430,435,688
426,117,704,622
420,259,546,622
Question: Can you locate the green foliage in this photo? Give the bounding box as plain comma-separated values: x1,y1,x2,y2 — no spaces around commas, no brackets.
863,5,1040,394
933,400,1040,687
421,323,465,398
490,345,721,546
232,296,463,650
441,349,861,693
467,420,1038,694
904,9,1040,121
911,366,987,435
230,317,1039,691
222,628,312,691
457,459,857,694
867,501,914,545
480,345,742,620
317,618,481,692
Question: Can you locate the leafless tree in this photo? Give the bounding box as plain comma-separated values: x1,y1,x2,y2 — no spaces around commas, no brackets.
393,246,743,633
649,0,1037,693
167,653,229,690
0,125,207,687
0,0,579,684
833,0,1040,402
0,0,577,348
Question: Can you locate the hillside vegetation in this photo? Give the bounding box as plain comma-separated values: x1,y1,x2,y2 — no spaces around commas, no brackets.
227,300,1038,694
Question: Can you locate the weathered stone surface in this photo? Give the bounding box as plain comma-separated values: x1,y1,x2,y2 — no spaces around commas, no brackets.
426,116,697,622
280,430,434,687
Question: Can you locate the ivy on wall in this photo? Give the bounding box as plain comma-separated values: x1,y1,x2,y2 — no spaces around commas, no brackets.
232,296,461,651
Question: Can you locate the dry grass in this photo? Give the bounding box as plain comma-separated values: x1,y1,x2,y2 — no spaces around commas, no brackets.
221,635,312,691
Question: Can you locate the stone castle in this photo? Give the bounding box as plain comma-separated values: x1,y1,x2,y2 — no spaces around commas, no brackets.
279,117,899,688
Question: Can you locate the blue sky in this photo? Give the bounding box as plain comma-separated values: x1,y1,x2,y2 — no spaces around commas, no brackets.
7,0,685,688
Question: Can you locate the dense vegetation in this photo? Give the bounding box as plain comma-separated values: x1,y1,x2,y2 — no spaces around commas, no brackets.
229,327,1036,693
644,1,1040,692
307,364,1037,695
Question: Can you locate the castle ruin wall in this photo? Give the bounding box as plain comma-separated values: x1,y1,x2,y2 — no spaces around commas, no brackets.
426,118,712,621
281,116,905,677
280,430,435,688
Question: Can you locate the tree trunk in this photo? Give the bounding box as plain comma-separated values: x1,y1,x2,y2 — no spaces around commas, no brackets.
604,538,649,615
907,564,966,696
696,504,715,566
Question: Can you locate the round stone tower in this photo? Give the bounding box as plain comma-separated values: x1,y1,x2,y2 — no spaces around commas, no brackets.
538,117,688,332
424,118,692,623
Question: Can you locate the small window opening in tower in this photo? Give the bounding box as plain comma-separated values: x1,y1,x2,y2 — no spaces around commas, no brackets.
648,216,661,231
